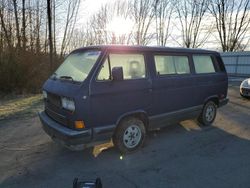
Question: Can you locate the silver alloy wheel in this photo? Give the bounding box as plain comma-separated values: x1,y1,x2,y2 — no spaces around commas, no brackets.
123,125,142,148
205,105,215,122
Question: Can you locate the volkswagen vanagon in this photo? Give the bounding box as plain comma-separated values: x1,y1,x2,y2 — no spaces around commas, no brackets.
39,45,228,153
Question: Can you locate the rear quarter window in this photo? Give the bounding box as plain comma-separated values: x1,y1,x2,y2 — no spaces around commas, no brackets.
154,55,190,75
193,55,216,74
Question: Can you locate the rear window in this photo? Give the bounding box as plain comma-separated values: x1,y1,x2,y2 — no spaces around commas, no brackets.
154,55,190,75
193,55,216,73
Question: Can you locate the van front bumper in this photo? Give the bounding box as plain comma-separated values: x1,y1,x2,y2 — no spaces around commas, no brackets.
38,111,92,149
38,111,115,150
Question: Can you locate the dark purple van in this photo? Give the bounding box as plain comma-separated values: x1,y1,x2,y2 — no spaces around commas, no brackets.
39,45,228,154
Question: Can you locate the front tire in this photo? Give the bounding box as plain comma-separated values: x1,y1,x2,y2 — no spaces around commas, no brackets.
198,101,217,126
113,117,146,154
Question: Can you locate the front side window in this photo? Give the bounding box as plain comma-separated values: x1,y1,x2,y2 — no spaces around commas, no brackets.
54,50,101,82
193,55,216,73
154,55,190,75
97,53,146,80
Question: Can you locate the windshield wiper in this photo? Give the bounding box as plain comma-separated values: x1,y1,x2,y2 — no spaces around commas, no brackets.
59,75,75,82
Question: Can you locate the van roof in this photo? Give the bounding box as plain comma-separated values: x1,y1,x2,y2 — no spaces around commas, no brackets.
75,45,218,54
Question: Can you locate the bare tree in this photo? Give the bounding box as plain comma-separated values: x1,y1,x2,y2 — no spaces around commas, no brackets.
114,0,131,18
60,0,80,56
28,0,34,51
112,0,133,44
12,0,21,50
175,0,210,48
0,2,11,49
154,0,173,46
68,27,88,49
47,0,53,72
22,0,26,49
0,0,82,93
52,0,56,54
130,0,155,45
87,4,111,45
34,0,41,53
210,0,250,51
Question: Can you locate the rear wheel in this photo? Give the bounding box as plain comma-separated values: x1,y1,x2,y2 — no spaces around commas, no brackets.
198,101,217,126
113,117,146,154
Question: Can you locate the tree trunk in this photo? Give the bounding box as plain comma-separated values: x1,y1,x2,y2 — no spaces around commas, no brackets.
0,8,11,49
22,0,26,50
35,0,41,53
47,0,53,73
13,0,21,50
52,0,56,54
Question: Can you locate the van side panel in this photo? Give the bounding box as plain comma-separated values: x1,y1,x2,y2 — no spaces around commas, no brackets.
148,52,228,129
192,72,227,105
148,53,199,128
191,54,228,106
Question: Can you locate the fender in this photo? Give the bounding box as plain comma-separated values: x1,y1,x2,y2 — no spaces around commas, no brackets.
203,95,219,106
115,110,149,129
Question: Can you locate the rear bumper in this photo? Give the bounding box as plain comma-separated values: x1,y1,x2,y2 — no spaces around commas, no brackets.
218,98,229,107
38,111,115,150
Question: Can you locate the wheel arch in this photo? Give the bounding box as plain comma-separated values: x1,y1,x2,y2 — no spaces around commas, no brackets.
114,110,149,133
204,95,219,106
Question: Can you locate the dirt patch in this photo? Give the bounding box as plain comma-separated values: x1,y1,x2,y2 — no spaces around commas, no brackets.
0,95,43,121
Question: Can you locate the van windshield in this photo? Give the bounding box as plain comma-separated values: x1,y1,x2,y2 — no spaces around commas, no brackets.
53,50,101,82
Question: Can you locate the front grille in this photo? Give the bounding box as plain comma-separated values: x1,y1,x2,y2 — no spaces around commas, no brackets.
47,92,61,107
45,92,69,127
45,107,68,126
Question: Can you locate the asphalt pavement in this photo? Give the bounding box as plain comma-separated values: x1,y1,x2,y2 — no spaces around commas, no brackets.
0,85,250,188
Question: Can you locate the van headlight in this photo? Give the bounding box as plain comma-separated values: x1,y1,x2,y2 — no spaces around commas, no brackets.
61,97,75,111
42,90,47,99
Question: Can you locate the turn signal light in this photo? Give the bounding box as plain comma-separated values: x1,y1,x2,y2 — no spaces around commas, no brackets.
75,121,85,129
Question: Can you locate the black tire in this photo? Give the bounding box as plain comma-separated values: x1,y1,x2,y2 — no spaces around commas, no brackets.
198,101,217,126
113,117,146,154
240,93,250,99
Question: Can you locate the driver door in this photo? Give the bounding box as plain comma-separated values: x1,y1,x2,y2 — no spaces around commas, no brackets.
89,52,152,127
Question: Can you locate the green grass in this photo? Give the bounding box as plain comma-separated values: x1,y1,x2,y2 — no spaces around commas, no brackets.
0,95,43,120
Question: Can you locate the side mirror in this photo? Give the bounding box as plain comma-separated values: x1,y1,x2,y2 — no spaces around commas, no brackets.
112,67,123,81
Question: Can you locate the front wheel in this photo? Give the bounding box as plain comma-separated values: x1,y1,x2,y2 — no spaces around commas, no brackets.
113,117,146,154
198,101,217,126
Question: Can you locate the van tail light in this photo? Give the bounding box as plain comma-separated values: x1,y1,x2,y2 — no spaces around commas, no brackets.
75,121,85,129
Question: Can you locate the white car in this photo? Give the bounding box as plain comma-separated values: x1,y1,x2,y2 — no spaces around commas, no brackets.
240,78,250,98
